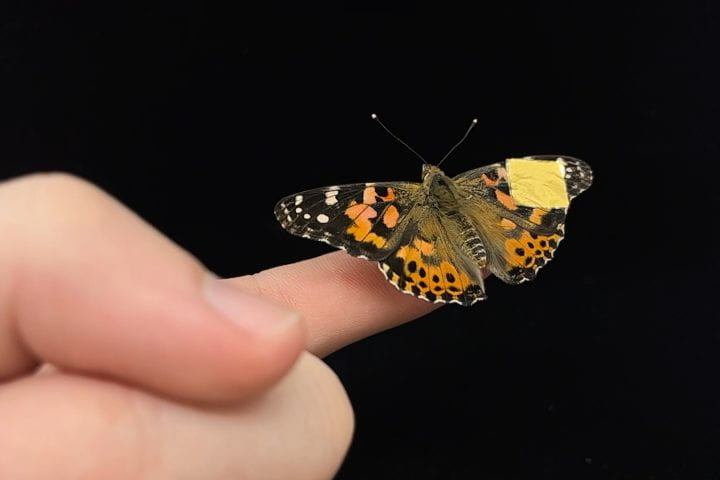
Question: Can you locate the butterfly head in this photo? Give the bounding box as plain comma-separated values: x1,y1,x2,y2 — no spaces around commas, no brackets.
422,164,452,189
421,163,445,181
422,164,459,209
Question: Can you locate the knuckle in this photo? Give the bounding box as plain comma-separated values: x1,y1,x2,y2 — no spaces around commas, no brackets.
0,172,117,236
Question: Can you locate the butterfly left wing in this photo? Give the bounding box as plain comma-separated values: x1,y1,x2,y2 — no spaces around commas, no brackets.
453,155,593,284
274,181,420,260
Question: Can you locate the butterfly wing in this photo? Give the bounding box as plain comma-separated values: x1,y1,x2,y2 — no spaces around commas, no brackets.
274,182,420,260
275,181,487,305
378,212,488,306
453,155,593,284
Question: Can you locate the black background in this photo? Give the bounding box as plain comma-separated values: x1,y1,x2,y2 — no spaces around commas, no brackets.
3,2,720,478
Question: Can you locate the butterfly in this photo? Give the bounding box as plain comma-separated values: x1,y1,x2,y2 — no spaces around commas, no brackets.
274,116,593,306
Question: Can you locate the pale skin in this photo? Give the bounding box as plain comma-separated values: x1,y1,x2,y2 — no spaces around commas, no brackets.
0,173,438,479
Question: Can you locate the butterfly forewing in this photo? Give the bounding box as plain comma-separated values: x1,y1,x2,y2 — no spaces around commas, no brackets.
274,182,420,260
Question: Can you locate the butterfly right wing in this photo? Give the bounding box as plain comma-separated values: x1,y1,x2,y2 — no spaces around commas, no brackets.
274,181,421,260
453,156,593,284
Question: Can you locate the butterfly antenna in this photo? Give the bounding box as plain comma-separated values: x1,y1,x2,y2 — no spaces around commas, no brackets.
371,113,428,164
437,118,478,167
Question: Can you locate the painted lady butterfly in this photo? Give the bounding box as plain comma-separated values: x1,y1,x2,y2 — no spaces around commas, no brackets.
275,116,592,305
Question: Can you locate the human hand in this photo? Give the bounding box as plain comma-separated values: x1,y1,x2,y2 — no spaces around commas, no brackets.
0,174,436,479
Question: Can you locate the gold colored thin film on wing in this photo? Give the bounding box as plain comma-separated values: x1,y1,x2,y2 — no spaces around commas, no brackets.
506,158,570,208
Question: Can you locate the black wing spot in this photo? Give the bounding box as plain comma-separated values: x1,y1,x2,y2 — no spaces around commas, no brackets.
432,275,440,283
515,248,525,256
524,257,533,266
540,240,547,247
418,267,427,278
446,273,456,283
527,242,535,249
374,186,389,197
418,281,428,289
407,261,417,273
549,239,558,248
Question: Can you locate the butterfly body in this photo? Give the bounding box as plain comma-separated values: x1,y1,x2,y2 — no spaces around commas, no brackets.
275,155,592,306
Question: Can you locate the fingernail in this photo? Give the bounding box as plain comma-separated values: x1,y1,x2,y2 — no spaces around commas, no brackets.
203,275,301,337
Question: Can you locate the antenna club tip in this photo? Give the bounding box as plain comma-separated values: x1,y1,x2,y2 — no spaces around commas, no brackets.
472,118,478,123
371,113,377,119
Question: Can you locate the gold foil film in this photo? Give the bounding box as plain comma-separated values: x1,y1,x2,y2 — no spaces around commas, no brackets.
506,158,570,208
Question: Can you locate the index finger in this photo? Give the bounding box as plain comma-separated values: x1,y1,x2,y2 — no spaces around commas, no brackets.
228,252,443,357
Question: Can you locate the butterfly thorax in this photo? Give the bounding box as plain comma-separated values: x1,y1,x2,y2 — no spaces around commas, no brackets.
421,165,460,213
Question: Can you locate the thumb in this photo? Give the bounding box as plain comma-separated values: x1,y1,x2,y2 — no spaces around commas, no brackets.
0,173,305,402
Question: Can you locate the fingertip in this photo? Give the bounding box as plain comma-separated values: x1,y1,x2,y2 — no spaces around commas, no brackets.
198,277,308,400
232,252,441,357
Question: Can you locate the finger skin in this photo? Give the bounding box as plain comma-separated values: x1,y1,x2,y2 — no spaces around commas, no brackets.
0,173,305,402
0,353,353,480
231,252,442,357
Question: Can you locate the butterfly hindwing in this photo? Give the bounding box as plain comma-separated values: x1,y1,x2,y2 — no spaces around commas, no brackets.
274,182,420,259
378,214,487,306
453,155,592,284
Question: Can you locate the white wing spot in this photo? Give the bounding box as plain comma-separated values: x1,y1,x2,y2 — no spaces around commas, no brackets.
317,214,330,223
295,207,303,213
295,195,303,205
303,213,310,219
325,196,338,205
286,215,292,222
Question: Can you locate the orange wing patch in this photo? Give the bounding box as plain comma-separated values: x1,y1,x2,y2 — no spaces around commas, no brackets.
529,207,550,225
504,231,562,269
383,241,480,304
495,189,518,210
500,218,517,230
480,173,500,187
344,201,386,248
412,238,434,255
382,205,400,228
362,186,396,204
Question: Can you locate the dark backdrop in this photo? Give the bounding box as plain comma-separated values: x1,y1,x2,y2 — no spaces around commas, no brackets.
3,3,719,478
